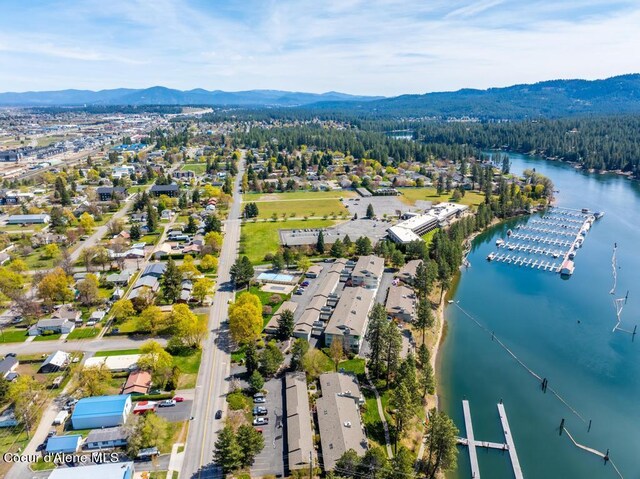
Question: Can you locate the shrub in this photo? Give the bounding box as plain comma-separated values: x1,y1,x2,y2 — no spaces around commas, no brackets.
227,391,249,411
262,305,273,316
268,295,281,305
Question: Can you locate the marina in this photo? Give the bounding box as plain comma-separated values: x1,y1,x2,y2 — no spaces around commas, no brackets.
486,206,602,277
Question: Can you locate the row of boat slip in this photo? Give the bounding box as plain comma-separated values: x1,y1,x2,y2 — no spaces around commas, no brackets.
486,252,561,271
488,207,603,277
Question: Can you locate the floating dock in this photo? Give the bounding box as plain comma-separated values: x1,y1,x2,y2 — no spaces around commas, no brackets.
458,400,524,479
487,206,601,277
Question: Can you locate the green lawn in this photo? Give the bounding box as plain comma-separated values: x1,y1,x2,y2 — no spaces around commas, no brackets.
129,185,148,193
0,223,46,232
398,187,485,208
421,228,439,248
243,190,356,202
0,328,27,343
30,458,56,471
94,348,141,357
34,332,62,341
240,219,336,263
0,427,30,462
174,349,202,389
363,389,387,452
253,198,348,220
182,163,207,174
67,326,102,340
23,252,58,270
338,358,366,378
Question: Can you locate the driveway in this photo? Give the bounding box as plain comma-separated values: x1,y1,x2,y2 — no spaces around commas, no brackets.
250,376,285,478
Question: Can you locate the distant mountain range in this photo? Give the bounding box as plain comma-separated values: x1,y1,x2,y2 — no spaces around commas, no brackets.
2,74,640,119
316,74,640,119
0,86,383,107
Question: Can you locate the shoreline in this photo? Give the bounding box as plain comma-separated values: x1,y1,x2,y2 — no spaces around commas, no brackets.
429,216,505,411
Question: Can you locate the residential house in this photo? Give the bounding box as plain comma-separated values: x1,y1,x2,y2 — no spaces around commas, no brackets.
150,184,179,197
316,373,367,471
52,305,82,324
46,435,82,454
324,287,375,354
105,270,133,286
29,318,75,336
85,426,129,450
0,355,18,379
396,259,421,286
39,350,71,373
385,285,417,322
350,255,385,289
0,408,18,428
142,263,167,278
121,370,152,395
264,301,299,336
96,186,127,202
285,372,314,471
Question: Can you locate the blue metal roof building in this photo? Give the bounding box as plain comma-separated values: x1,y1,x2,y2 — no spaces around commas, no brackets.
71,395,132,430
46,434,82,454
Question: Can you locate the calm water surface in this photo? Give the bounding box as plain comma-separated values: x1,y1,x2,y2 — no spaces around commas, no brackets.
439,153,640,479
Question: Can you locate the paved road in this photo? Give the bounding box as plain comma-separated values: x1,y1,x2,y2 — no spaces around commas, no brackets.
181,154,245,479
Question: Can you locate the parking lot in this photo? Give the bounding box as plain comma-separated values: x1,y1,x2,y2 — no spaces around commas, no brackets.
250,377,285,477
155,399,193,422
344,195,407,218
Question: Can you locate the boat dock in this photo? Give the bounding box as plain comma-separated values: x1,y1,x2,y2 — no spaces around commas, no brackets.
458,400,524,479
498,403,523,479
487,206,600,277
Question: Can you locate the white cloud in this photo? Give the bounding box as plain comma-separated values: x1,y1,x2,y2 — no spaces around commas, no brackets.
0,0,639,95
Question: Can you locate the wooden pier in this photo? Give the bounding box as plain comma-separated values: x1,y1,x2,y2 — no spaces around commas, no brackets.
458,400,524,479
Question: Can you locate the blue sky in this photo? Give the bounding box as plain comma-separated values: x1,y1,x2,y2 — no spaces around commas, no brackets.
0,0,639,95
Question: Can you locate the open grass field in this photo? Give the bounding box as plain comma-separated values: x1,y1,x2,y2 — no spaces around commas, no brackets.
34,332,61,341
398,187,485,208
240,218,336,263
0,328,27,343
253,199,348,220
182,163,207,174
243,190,356,202
23,252,58,270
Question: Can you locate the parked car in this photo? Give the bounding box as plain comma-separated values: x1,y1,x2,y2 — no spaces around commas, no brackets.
301,281,310,287
253,406,268,416
215,410,223,419
253,396,266,404
173,396,185,402
252,417,269,426
294,289,304,295
159,399,176,408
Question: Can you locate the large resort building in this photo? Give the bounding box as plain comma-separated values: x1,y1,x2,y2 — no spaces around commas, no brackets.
387,202,469,244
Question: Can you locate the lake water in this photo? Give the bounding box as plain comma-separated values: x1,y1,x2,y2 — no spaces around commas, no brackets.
439,152,640,478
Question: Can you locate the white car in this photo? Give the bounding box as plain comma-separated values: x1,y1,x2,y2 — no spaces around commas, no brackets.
159,399,176,407
252,417,269,426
